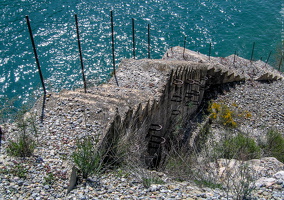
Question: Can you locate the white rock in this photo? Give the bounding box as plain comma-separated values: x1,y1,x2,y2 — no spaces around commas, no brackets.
273,171,284,180
50,150,55,156
255,177,276,188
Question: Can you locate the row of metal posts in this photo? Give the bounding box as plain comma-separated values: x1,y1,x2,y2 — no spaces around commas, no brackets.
26,11,153,95
26,13,284,101
182,38,280,69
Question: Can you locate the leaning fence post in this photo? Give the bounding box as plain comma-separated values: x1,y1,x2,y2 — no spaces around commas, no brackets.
110,11,119,86
147,24,151,59
25,16,46,96
132,18,136,59
74,14,87,93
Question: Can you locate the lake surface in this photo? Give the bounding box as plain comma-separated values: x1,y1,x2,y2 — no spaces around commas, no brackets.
0,0,283,113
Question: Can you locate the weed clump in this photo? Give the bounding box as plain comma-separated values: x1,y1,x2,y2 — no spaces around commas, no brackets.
0,163,28,179
44,173,55,185
217,133,261,161
7,134,35,157
72,136,105,179
142,176,165,188
6,111,37,157
262,129,284,163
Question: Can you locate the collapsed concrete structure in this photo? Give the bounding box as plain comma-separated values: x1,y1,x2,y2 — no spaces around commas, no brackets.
33,47,283,168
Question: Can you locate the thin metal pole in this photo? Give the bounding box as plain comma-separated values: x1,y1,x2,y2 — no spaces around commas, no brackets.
183,36,186,60
0,126,2,150
147,24,151,59
132,18,136,59
278,56,283,71
265,51,272,67
110,11,119,86
25,16,46,96
208,42,211,61
233,50,236,64
74,14,87,93
250,42,255,62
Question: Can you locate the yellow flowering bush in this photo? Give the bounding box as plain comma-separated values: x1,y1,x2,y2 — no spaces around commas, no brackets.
208,102,221,120
208,102,251,128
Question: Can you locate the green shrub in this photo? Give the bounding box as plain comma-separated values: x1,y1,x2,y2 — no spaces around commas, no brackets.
263,129,284,162
194,179,222,189
13,164,28,179
164,150,192,181
142,176,165,188
217,134,261,161
72,136,104,179
0,164,28,179
6,110,37,157
7,134,35,157
44,173,55,185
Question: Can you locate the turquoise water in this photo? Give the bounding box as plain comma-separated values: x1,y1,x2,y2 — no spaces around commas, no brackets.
0,0,283,110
